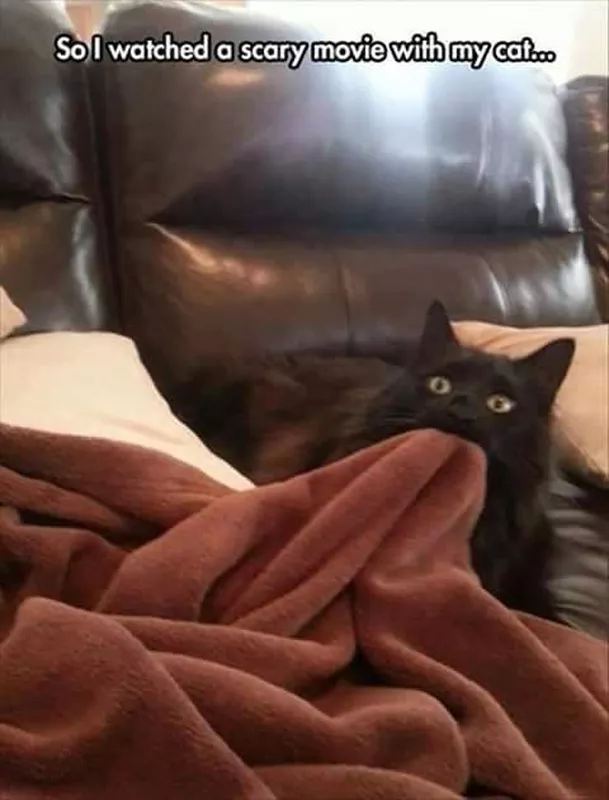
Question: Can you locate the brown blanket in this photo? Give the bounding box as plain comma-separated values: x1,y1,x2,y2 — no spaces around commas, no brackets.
0,423,606,800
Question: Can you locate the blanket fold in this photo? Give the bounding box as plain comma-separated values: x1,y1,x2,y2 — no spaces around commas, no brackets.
0,423,606,800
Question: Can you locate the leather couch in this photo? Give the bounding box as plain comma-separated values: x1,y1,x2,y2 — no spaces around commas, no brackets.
1,0,608,635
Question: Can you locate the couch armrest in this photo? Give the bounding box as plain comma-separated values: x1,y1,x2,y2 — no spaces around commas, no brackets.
563,76,609,319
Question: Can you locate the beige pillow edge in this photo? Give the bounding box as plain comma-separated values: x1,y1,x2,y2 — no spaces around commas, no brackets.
552,406,609,489
0,286,27,339
0,331,254,491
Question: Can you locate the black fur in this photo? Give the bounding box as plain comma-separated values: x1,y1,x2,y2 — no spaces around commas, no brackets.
174,302,575,622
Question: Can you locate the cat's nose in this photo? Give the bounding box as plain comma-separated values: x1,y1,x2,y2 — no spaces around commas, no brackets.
448,396,477,421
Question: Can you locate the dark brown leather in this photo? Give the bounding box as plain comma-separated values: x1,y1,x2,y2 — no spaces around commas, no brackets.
113,225,600,389
96,1,600,390
101,10,579,235
563,76,609,319
0,0,116,332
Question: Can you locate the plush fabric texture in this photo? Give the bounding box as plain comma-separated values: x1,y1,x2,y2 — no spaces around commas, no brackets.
0,287,26,339
0,423,606,800
0,331,252,490
453,322,609,487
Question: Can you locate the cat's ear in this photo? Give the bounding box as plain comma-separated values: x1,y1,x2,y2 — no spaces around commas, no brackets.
515,338,575,408
414,301,460,369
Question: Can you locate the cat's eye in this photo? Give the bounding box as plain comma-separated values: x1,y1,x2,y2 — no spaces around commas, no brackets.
426,376,452,395
486,394,516,414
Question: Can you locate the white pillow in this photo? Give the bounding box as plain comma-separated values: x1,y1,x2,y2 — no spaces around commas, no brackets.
0,331,253,491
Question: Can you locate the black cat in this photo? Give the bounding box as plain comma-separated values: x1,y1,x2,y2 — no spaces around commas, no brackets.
175,302,575,622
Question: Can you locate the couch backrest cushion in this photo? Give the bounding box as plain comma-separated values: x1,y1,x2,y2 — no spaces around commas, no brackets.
96,1,600,390
563,76,609,319
0,0,116,333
